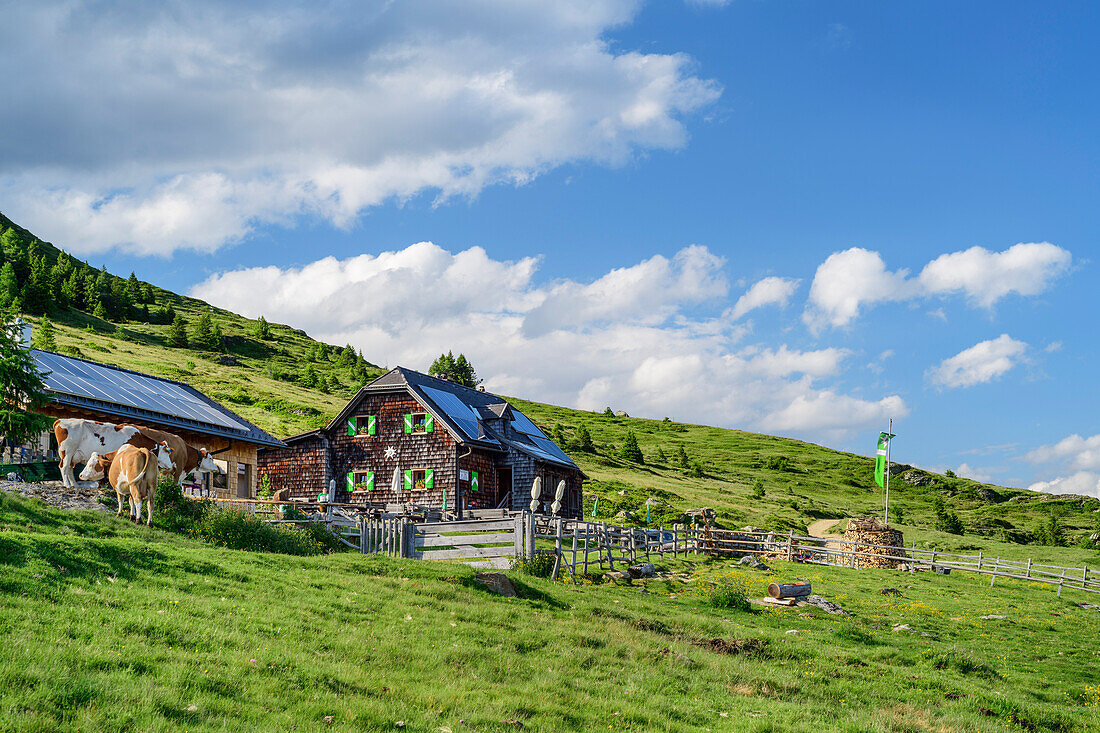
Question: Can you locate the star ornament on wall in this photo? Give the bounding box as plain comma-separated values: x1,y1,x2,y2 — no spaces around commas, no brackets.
384,446,397,459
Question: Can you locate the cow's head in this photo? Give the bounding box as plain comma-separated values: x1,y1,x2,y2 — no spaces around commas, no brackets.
79,452,113,482
196,447,219,473
155,441,176,471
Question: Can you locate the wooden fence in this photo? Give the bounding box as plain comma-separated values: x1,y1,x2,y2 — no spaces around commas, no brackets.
191,496,1097,597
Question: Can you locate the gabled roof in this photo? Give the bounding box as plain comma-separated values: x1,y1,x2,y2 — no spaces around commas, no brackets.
33,350,285,449
328,367,580,471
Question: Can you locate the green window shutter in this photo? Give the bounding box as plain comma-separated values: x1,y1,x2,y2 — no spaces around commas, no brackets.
368,415,377,436
347,418,355,437
404,414,413,434
366,471,375,491
425,414,434,433
425,469,434,490
471,471,479,491
346,471,354,492
403,470,413,491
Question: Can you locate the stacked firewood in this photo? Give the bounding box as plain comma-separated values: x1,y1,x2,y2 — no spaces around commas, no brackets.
844,517,906,569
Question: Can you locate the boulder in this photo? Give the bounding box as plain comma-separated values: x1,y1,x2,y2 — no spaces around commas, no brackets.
976,488,1004,503
614,411,630,418
215,355,240,366
475,573,517,597
1008,495,1029,503
627,563,655,579
613,510,637,523
800,595,849,616
887,464,913,476
903,470,934,487
645,497,672,508
605,570,632,584
738,555,770,571
741,526,765,533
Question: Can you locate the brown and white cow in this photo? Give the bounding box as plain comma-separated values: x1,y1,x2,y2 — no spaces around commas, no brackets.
79,444,160,524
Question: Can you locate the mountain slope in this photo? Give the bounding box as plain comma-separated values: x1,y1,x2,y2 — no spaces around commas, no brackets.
4,212,1099,556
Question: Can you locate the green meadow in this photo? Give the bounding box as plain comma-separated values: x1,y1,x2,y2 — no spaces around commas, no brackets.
2,490,1098,732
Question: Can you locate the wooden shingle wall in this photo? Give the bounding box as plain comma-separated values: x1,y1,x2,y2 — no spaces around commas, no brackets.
257,434,327,500
330,392,458,506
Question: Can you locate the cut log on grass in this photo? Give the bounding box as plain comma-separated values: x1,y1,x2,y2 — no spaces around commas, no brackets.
768,582,812,599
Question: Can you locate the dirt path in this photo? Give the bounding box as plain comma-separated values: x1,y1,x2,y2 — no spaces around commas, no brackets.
807,518,847,537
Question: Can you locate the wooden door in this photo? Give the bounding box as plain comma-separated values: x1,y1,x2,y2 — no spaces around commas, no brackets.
496,467,512,509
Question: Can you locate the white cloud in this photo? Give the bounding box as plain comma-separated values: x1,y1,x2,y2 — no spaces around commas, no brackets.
192,243,904,439
803,248,914,332
803,243,1071,332
1027,472,1100,499
918,243,1072,308
0,1,720,256
1025,434,1100,471
728,276,800,320
926,334,1027,389
1045,341,1063,353
956,463,995,483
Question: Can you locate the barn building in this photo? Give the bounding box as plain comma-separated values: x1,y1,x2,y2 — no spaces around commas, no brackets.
258,367,585,517
29,350,284,498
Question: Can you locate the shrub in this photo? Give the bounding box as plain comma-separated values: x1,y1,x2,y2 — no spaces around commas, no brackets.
190,507,339,556
764,455,790,471
705,582,752,613
512,550,557,578
686,462,705,478
1034,515,1067,547
944,469,956,478
573,424,594,453
751,479,765,499
890,505,906,525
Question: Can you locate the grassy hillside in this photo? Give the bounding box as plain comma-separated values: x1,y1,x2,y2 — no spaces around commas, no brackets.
5,211,1099,559
3,490,1099,732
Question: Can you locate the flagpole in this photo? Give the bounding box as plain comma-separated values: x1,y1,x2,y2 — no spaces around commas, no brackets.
884,418,892,525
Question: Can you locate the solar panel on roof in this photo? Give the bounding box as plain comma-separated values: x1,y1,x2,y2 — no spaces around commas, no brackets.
421,386,492,443
529,435,575,464
510,410,547,438
35,352,249,431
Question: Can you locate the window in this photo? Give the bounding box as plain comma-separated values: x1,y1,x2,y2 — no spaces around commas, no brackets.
403,468,435,492
403,412,434,434
348,470,375,492
347,415,377,437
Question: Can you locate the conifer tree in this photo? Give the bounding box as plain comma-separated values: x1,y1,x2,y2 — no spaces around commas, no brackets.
676,444,690,469
92,299,108,320
574,424,594,453
126,272,143,305
168,314,188,347
618,431,644,464
0,262,17,309
191,313,218,350
654,445,667,463
0,313,52,444
31,316,57,350
253,315,272,339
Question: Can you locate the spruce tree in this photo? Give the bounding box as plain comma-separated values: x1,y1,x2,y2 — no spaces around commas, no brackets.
168,314,188,347
574,424,594,453
92,299,108,320
126,272,142,305
31,316,57,351
191,313,218,350
253,315,272,339
618,431,644,464
676,444,690,469
654,445,667,463
0,313,53,444
0,262,17,309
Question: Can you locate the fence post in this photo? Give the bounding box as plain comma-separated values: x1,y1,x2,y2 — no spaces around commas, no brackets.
359,516,366,554
399,520,409,559
1026,558,1032,578
514,513,524,559
583,522,590,576
570,522,578,582
526,512,536,560
1057,569,1065,597
605,523,614,570
977,551,982,572
551,517,564,580
787,531,794,562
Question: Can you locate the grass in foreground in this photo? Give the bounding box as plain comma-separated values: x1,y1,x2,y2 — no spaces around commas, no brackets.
2,490,1099,732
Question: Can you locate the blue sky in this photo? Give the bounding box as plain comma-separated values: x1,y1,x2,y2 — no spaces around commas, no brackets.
2,1,1098,494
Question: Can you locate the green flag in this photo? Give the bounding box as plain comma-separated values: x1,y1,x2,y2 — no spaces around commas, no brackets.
591,496,599,518
874,431,895,487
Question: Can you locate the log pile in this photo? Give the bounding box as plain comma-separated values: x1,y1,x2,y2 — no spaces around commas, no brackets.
844,517,906,569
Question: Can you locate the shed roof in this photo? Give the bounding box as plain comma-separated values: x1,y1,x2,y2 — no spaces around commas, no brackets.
33,350,285,449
